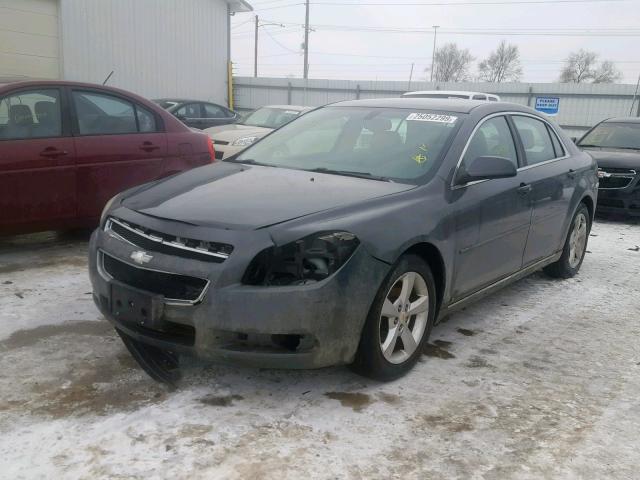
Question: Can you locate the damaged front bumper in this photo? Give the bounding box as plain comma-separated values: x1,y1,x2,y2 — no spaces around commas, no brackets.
89,211,390,369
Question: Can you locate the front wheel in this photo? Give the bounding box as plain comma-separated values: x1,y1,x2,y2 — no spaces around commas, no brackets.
544,203,591,279
351,254,436,381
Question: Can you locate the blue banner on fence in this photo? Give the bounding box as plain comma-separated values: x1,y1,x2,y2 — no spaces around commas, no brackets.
535,97,560,116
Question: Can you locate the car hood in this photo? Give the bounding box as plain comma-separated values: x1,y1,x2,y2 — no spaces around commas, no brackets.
122,163,415,230
585,149,640,169
204,124,272,142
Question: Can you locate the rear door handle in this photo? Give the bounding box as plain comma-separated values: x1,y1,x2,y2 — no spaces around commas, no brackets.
568,169,577,179
40,147,68,158
517,183,532,195
140,142,160,152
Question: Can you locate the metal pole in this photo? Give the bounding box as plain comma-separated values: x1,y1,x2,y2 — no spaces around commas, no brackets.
630,73,640,116
408,63,414,91
430,25,439,83
303,0,310,79
254,15,259,78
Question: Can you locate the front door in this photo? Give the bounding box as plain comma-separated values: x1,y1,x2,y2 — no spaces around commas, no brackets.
0,87,76,233
70,88,167,221
511,115,577,265
202,103,233,129
451,115,532,299
174,102,206,130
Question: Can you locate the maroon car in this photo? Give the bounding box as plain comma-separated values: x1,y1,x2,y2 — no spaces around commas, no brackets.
0,80,216,235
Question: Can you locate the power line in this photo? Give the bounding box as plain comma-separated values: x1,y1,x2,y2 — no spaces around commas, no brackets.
311,0,633,5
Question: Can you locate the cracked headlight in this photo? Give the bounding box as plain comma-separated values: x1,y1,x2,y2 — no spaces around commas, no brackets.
232,135,259,147
242,231,360,286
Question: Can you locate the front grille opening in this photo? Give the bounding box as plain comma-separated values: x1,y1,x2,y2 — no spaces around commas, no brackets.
599,177,633,189
128,321,195,346
107,217,232,263
102,253,208,303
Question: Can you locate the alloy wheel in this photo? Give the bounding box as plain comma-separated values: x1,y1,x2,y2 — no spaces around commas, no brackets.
379,271,430,364
568,212,588,268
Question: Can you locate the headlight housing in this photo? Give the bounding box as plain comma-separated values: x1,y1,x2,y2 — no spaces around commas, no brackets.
242,231,360,286
100,194,120,228
232,135,259,147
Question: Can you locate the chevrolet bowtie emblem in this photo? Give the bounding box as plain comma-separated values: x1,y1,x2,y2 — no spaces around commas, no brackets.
130,251,153,265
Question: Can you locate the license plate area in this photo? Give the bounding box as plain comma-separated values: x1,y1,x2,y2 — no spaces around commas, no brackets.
110,281,165,329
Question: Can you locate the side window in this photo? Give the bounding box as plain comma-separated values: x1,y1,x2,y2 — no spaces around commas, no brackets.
136,105,157,133
0,89,62,140
176,103,201,119
462,116,518,169
73,91,137,135
472,94,487,100
512,116,556,165
547,125,565,158
203,103,224,118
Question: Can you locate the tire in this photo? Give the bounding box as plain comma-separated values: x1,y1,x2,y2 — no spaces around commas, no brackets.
351,254,437,381
544,203,591,279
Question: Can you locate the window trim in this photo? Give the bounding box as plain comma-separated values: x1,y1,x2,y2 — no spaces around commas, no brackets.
0,86,69,141
510,114,569,171
202,102,229,119
68,87,164,137
451,111,570,189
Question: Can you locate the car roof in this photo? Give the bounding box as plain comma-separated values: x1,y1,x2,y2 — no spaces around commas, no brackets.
153,98,222,104
329,97,519,113
259,105,313,111
403,90,498,97
603,117,640,124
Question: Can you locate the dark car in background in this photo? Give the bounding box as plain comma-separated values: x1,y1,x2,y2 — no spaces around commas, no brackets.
576,117,640,216
0,81,215,235
90,98,597,384
153,98,239,130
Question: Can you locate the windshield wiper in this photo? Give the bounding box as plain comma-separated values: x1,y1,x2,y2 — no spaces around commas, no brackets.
307,167,391,182
224,158,275,167
577,144,601,148
610,146,640,151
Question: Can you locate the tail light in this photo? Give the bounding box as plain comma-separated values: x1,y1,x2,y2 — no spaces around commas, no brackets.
206,136,216,162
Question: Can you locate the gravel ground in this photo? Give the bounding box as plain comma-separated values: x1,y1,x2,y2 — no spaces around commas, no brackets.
0,218,639,480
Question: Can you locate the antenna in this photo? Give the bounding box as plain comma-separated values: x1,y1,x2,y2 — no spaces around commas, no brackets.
102,71,114,85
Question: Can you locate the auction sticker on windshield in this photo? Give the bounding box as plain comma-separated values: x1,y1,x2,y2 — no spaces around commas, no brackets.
406,113,457,123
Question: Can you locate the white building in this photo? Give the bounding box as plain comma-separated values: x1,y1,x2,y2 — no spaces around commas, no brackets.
0,0,252,104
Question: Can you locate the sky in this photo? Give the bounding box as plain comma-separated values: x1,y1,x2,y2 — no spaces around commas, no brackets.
230,0,640,84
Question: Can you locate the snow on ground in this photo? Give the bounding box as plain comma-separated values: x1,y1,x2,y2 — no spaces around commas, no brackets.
0,219,639,480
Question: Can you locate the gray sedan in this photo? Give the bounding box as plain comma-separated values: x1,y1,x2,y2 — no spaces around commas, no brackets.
89,98,597,383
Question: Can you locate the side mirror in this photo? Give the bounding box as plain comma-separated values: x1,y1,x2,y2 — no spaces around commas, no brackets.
456,156,517,185
174,113,186,121
571,137,578,143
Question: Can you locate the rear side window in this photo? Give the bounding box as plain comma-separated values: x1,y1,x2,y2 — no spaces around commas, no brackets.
176,103,201,118
472,94,487,100
463,116,518,169
203,103,225,118
73,91,158,135
547,125,565,157
0,89,62,140
512,116,556,165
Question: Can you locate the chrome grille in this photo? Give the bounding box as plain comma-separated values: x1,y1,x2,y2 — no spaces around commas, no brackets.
105,217,232,263
597,168,636,190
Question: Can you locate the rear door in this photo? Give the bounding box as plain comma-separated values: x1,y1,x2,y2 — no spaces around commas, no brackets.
0,87,76,232
202,103,235,129
174,102,205,130
70,88,168,221
511,115,576,265
451,115,532,299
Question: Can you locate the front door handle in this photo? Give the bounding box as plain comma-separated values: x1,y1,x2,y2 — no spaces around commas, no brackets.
140,142,160,152
40,147,68,158
567,169,577,179
517,183,532,196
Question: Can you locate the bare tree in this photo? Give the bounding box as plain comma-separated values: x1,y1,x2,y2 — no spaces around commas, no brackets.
559,50,621,83
592,60,622,83
478,41,522,82
432,43,474,82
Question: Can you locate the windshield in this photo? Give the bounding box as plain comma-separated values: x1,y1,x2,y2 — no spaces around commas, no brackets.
241,107,302,129
233,106,463,183
578,122,640,150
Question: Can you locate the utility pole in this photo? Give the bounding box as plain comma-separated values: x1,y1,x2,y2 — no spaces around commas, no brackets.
254,15,259,77
408,63,414,91
430,25,439,83
303,0,310,79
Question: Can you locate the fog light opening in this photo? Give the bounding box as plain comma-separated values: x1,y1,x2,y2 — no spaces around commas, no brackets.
271,334,302,352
